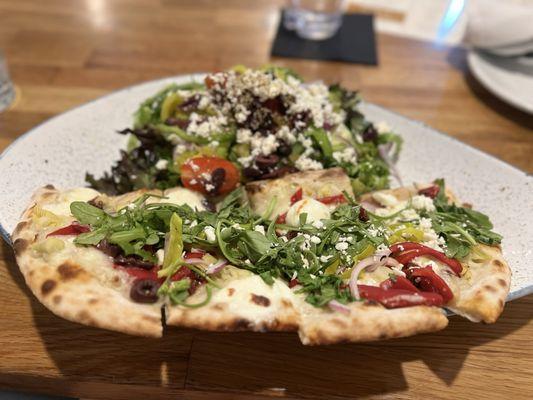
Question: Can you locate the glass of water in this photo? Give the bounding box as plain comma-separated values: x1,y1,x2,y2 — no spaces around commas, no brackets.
0,50,15,112
285,0,346,41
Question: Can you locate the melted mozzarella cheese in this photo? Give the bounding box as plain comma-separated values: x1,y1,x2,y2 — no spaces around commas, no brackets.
286,198,331,227
154,187,207,211
42,188,100,216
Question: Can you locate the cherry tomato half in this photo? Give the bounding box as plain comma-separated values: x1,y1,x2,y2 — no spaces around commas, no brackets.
180,156,240,196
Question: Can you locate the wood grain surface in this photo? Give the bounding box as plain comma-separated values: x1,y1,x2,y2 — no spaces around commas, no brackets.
0,1,531,399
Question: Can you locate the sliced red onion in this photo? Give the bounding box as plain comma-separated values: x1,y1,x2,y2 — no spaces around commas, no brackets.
328,300,351,314
378,143,403,186
348,254,400,299
349,256,382,300
383,257,402,268
206,260,229,275
183,258,207,265
374,247,392,261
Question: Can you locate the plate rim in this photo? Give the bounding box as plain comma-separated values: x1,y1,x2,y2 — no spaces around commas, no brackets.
467,50,533,114
1,73,531,301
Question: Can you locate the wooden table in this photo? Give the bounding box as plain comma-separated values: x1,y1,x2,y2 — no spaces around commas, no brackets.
0,1,532,399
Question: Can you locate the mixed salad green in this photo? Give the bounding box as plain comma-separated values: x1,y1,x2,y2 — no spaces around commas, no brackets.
87,66,402,197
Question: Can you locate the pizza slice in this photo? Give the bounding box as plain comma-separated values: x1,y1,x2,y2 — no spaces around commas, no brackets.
11,185,210,337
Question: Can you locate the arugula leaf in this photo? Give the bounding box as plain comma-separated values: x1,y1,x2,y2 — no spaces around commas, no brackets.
237,231,272,263
74,229,107,245
70,202,107,226
427,179,502,258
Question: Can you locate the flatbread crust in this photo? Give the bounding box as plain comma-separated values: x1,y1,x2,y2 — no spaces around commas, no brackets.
165,271,448,343
12,186,163,337
361,185,512,323
298,301,448,345
245,167,354,218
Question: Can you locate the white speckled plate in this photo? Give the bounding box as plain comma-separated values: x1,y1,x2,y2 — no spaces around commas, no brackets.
1,74,532,300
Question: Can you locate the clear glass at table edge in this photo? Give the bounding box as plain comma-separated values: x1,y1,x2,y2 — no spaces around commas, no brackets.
0,50,15,112
284,0,347,41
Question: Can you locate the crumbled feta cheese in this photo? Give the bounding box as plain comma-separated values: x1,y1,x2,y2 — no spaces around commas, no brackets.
335,242,349,251
156,249,165,265
310,235,321,244
320,255,332,263
312,220,325,229
332,147,357,164
155,159,169,170
294,155,323,171
254,225,266,235
401,208,419,220
203,226,216,242
411,195,436,212
419,217,432,230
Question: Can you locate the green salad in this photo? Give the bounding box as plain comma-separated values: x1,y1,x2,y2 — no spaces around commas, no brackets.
87,65,402,197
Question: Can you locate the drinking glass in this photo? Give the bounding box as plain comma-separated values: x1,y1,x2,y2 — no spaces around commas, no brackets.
284,0,347,41
0,50,15,112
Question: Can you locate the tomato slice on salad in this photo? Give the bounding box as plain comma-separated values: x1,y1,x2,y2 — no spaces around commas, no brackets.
180,156,240,196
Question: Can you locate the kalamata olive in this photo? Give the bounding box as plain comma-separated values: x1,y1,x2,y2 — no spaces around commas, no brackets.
323,122,334,131
202,199,216,212
165,117,189,130
179,94,200,113
289,111,311,131
243,167,263,179
209,167,226,195
255,154,280,170
130,279,159,303
260,166,298,179
262,96,286,114
358,207,369,222
277,141,292,157
115,255,155,270
96,240,122,258
362,125,378,142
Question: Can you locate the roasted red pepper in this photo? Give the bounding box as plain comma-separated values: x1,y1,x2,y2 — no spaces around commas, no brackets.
317,194,347,205
380,276,420,292
170,265,196,281
276,212,287,224
115,265,160,281
407,266,454,303
290,187,303,205
358,285,444,308
390,242,463,276
418,185,440,199
183,250,205,260
47,223,90,237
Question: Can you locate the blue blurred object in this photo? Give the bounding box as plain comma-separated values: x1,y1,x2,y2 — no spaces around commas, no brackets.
436,0,465,42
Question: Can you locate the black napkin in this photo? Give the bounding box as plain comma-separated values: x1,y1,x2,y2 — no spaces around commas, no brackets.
271,10,377,65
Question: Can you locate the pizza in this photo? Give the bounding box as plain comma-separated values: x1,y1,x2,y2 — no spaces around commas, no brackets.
11,168,511,344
